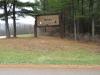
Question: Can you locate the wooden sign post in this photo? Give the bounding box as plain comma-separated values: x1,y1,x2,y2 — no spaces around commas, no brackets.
34,16,37,37
34,14,65,38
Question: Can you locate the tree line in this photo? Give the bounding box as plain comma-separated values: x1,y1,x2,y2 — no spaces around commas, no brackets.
39,0,100,40
0,0,100,40
0,0,36,38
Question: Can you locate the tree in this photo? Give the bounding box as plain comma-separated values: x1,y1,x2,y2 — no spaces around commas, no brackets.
0,0,99,39
4,0,10,38
12,0,16,37
0,0,36,38
91,0,95,39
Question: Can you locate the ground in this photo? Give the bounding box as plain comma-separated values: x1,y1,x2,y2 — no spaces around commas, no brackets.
0,68,100,75
0,36,100,65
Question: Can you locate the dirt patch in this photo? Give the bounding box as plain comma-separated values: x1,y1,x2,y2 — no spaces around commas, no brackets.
0,64,100,70
0,36,100,52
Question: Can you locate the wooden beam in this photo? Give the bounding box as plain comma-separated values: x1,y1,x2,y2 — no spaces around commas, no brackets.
34,16,37,37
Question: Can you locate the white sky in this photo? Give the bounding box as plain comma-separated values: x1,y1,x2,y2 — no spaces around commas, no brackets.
0,9,3,14
19,0,35,3
0,0,35,25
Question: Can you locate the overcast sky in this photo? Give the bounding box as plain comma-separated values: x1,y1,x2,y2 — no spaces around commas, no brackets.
19,0,34,3
0,0,35,25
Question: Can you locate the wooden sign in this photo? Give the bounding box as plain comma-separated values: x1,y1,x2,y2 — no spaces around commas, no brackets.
34,14,65,38
37,15,60,26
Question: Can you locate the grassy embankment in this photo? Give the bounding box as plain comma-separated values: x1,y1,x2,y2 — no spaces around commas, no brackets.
0,35,100,65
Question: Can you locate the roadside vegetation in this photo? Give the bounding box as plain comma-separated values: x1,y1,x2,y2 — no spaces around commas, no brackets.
0,37,100,65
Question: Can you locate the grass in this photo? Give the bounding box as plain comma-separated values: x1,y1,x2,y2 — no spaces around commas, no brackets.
0,36,100,65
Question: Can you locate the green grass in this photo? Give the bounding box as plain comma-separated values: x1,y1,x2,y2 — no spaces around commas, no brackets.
0,37,99,65
0,48,100,65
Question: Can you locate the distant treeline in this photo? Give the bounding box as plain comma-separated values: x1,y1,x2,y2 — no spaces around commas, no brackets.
0,23,34,36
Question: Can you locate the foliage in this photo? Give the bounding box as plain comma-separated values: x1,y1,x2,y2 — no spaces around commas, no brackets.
0,0,100,38
0,0,37,38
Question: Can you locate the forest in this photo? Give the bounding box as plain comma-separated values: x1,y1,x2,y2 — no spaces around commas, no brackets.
0,0,100,41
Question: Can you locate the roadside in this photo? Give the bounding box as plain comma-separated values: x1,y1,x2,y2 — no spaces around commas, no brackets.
0,65,100,70
0,67,100,75
0,36,100,65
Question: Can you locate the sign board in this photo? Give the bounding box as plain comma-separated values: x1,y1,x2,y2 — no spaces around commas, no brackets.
37,15,60,26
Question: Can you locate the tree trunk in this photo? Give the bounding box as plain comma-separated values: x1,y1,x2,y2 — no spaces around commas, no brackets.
77,0,80,40
4,1,10,38
81,0,84,15
92,17,95,39
13,0,16,38
72,0,77,40
91,0,95,39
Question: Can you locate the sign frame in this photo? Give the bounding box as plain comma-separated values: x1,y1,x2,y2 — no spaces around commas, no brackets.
36,14,60,27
